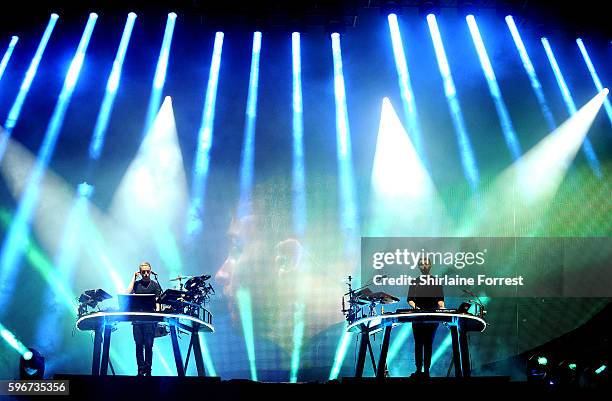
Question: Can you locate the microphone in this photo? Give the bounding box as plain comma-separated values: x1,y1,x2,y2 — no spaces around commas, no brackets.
151,271,158,276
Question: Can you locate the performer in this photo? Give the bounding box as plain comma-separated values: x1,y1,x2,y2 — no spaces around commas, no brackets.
126,262,162,376
407,257,445,378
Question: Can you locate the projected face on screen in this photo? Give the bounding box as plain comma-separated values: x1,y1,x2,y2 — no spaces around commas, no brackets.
214,197,348,361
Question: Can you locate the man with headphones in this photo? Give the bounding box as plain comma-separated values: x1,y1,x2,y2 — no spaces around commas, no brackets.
408,257,445,378
126,262,162,376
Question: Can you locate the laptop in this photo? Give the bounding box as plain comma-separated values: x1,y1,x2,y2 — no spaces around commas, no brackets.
117,294,157,312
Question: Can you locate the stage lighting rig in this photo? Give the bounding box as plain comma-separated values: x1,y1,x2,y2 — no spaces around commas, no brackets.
19,348,45,380
77,181,94,198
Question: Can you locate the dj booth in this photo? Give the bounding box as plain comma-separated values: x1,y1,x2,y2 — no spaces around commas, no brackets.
76,311,213,376
76,278,214,377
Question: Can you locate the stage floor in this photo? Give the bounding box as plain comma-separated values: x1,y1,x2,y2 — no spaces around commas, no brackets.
17,374,601,400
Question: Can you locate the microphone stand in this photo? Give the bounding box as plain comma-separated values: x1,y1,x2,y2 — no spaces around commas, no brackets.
152,273,164,292
152,273,164,313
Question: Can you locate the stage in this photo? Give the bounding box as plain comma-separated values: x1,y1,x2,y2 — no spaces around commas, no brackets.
0,0,610,397
38,375,606,400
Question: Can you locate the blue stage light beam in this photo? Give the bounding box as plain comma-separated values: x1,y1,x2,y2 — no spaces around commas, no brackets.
198,334,217,377
0,203,130,373
331,33,359,255
81,220,126,292
34,188,91,358
576,38,612,127
1,208,129,375
329,33,360,377
369,98,449,237
426,14,479,189
89,12,137,160
541,39,575,114
52,189,90,289
501,89,608,216
541,37,601,178
237,288,257,381
466,15,522,160
431,297,490,368
289,302,305,383
291,32,307,236
505,16,556,131
153,347,173,376
430,332,453,368
0,13,98,315
186,32,224,236
1,125,126,297
0,321,30,357
387,324,413,373
387,14,425,162
289,32,306,382
110,96,187,279
142,12,176,137
0,36,19,83
0,206,77,312
237,32,262,220
329,330,351,380
70,16,133,310
0,14,59,161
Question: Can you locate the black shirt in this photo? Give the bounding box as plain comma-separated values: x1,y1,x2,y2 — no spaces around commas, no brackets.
407,275,444,310
132,280,162,297
131,280,162,325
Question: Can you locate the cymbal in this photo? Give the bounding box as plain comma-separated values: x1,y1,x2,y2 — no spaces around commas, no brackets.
354,287,400,304
169,274,193,282
354,287,376,298
369,292,400,304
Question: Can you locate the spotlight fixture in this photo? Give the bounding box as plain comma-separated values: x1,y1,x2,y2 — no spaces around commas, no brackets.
526,354,550,383
458,0,478,17
381,0,402,16
418,0,441,17
550,360,579,386
581,362,608,387
19,348,45,379
77,182,94,198
496,0,521,20
325,19,345,36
